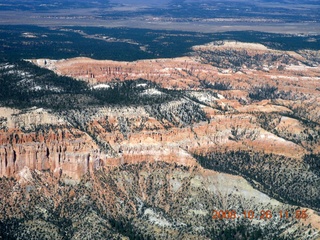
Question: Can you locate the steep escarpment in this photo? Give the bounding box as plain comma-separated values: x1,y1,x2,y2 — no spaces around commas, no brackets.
1,162,319,240
0,126,100,180
0,107,107,180
1,41,320,239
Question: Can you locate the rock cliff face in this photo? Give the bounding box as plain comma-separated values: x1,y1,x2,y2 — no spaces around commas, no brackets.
1,162,320,240
31,41,320,95
1,41,320,239
0,107,109,180
0,102,307,180
0,128,96,181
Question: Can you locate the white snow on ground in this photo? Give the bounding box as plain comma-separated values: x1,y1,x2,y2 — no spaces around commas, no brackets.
217,93,224,99
188,91,224,103
140,88,163,95
93,84,111,89
31,86,43,91
190,92,217,102
0,63,15,70
18,166,34,184
170,178,182,192
144,208,172,227
6,70,33,78
22,32,37,38
136,83,148,87
29,85,62,92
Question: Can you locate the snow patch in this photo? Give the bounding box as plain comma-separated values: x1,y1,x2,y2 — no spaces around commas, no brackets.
18,166,33,184
0,63,15,70
22,32,37,38
144,208,172,227
32,86,43,91
188,91,224,103
136,83,148,88
93,84,111,89
140,88,163,95
28,84,62,92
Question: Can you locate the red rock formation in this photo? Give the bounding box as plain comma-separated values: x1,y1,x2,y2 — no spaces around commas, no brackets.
0,127,102,180
3,42,319,180
30,42,320,97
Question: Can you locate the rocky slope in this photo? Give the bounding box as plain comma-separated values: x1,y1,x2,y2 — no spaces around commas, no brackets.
1,162,320,240
1,41,320,239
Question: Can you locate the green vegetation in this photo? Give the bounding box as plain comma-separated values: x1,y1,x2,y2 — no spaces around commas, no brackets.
196,151,320,211
0,162,307,240
0,62,179,110
249,84,278,101
0,60,88,109
1,26,320,63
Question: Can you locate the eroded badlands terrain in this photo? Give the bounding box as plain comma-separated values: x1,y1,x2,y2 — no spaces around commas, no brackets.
1,41,320,239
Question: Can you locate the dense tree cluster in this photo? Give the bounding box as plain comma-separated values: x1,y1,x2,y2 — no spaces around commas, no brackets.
248,84,278,101
0,61,187,110
200,80,232,90
195,49,298,70
196,151,320,210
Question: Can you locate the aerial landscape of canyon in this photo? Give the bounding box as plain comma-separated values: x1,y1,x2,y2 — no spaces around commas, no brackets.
0,0,320,239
